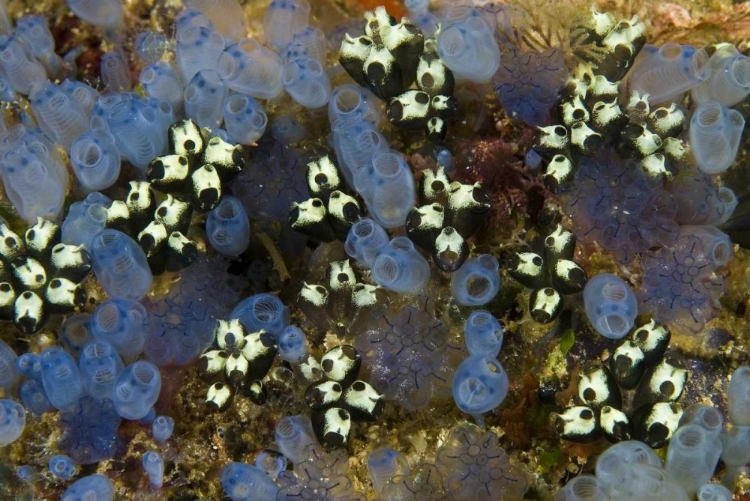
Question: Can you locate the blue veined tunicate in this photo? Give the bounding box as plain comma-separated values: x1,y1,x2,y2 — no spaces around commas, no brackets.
436,5,500,83
217,39,284,100
184,69,227,129
223,93,267,145
90,229,153,301
371,237,430,294
183,0,247,40
112,360,161,420
70,129,121,192
583,273,638,339
692,44,750,106
354,151,415,229
206,196,251,256
626,43,710,104
689,100,744,175
65,0,124,40
263,0,311,52
344,217,389,267
450,255,501,306
281,57,331,109
140,62,183,114
40,347,85,411
79,340,124,401
221,462,279,501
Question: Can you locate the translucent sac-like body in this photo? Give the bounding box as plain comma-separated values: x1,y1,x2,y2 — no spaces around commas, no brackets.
721,426,750,487
29,80,89,151
275,415,316,463
70,129,121,192
91,299,147,358
728,366,750,426
112,360,162,420
152,415,174,443
278,325,307,362
627,43,710,104
65,0,124,40
371,237,430,294
183,0,247,40
230,293,290,337
49,455,76,480
78,341,123,401
282,57,331,109
61,79,100,117
0,339,17,389
59,396,120,464
61,474,115,501
583,273,637,339
345,218,389,267
328,84,381,127
263,0,311,52
143,451,164,488
184,69,227,129
554,475,608,501
332,116,389,189
223,93,267,145
666,424,722,495
0,399,25,445
135,31,171,65
367,446,409,497
20,379,52,415
692,44,750,106
689,101,744,175
0,34,47,94
355,151,415,229
60,313,94,358
270,115,307,145
175,25,224,83
606,462,688,501
101,49,131,93
282,26,327,64
696,484,732,501
140,62,183,114
40,347,85,411
217,39,284,99
206,196,251,256
450,254,501,306
436,6,500,82
452,355,508,425
61,192,112,250
91,229,153,301
464,310,503,358
595,440,663,493
222,462,280,501
14,15,64,77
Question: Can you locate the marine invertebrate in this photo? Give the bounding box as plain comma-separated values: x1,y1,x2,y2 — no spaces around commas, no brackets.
58,396,121,465
583,273,638,339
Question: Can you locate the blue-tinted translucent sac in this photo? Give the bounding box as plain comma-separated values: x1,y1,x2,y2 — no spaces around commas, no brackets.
14,15,65,78
40,347,85,411
61,79,100,117
680,403,724,438
79,341,124,400
60,313,94,358
175,24,224,83
669,170,737,226
0,76,16,102
112,360,162,420
70,129,121,193
367,446,409,497
333,116,390,189
135,32,171,65
152,415,175,443
680,225,733,268
666,424,722,495
594,440,663,492
0,399,25,445
728,365,750,425
371,237,430,294
692,44,750,106
696,484,732,501
282,57,332,109
450,254,501,306
583,273,638,339
270,115,307,145
255,449,287,480
452,355,509,426
464,310,503,358
217,39,284,99
278,325,307,362
61,192,112,249
175,7,215,34
282,26,327,65
689,101,745,175
554,475,608,501
16,352,40,381
206,196,251,256
61,474,114,501
20,379,52,415
183,0,247,40
222,462,280,501
140,62,183,114
65,0,124,40
0,34,46,94
0,338,18,389
28,80,89,151
328,84,381,127
345,217,389,267
143,451,164,488
91,229,153,300
626,43,710,104
184,69,228,129
59,397,121,464
230,293,290,338
16,465,34,483
274,414,315,463
721,426,750,487
355,151,415,229
263,0,311,52
100,49,131,93
49,455,76,480
436,6,501,83
92,299,147,358
223,93,268,145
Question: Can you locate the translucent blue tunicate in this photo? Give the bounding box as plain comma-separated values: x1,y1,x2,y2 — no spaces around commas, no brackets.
16,352,40,381
355,151,415,229
450,254,501,307
405,0,429,14
16,465,34,483
206,196,251,256
91,299,147,358
0,34,47,94
696,484,732,501
728,365,750,426
328,84,381,127
217,39,284,100
79,341,124,400
60,313,94,358
410,11,439,38
230,293,290,337
332,116,389,189
255,449,287,480
183,0,247,40
0,338,18,388
282,26,327,64
20,379,52,415
65,0,124,40
583,273,638,339
135,31,171,65
367,446,409,497
112,360,162,420
281,57,331,109
464,310,504,358
101,49,131,93
436,6,500,83
40,347,85,411
14,16,60,76
263,0,311,52
0,399,25,445
143,451,164,488
0,75,15,102
28,80,89,151
436,148,454,174
59,397,120,465
554,475,608,501
61,79,100,117
371,237,431,294
49,455,76,480
175,7,214,34
61,192,112,250
222,462,280,501
152,415,174,443
70,129,121,193
175,25,224,83
184,69,227,129
721,426,750,487
61,474,114,501
680,226,733,268
91,229,153,301
692,44,750,107
452,355,509,427
627,43,710,104
270,115,307,145
278,325,307,363
140,62,184,114
345,217,389,267
689,101,745,175
223,93,267,145
666,424,722,495
274,414,315,463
